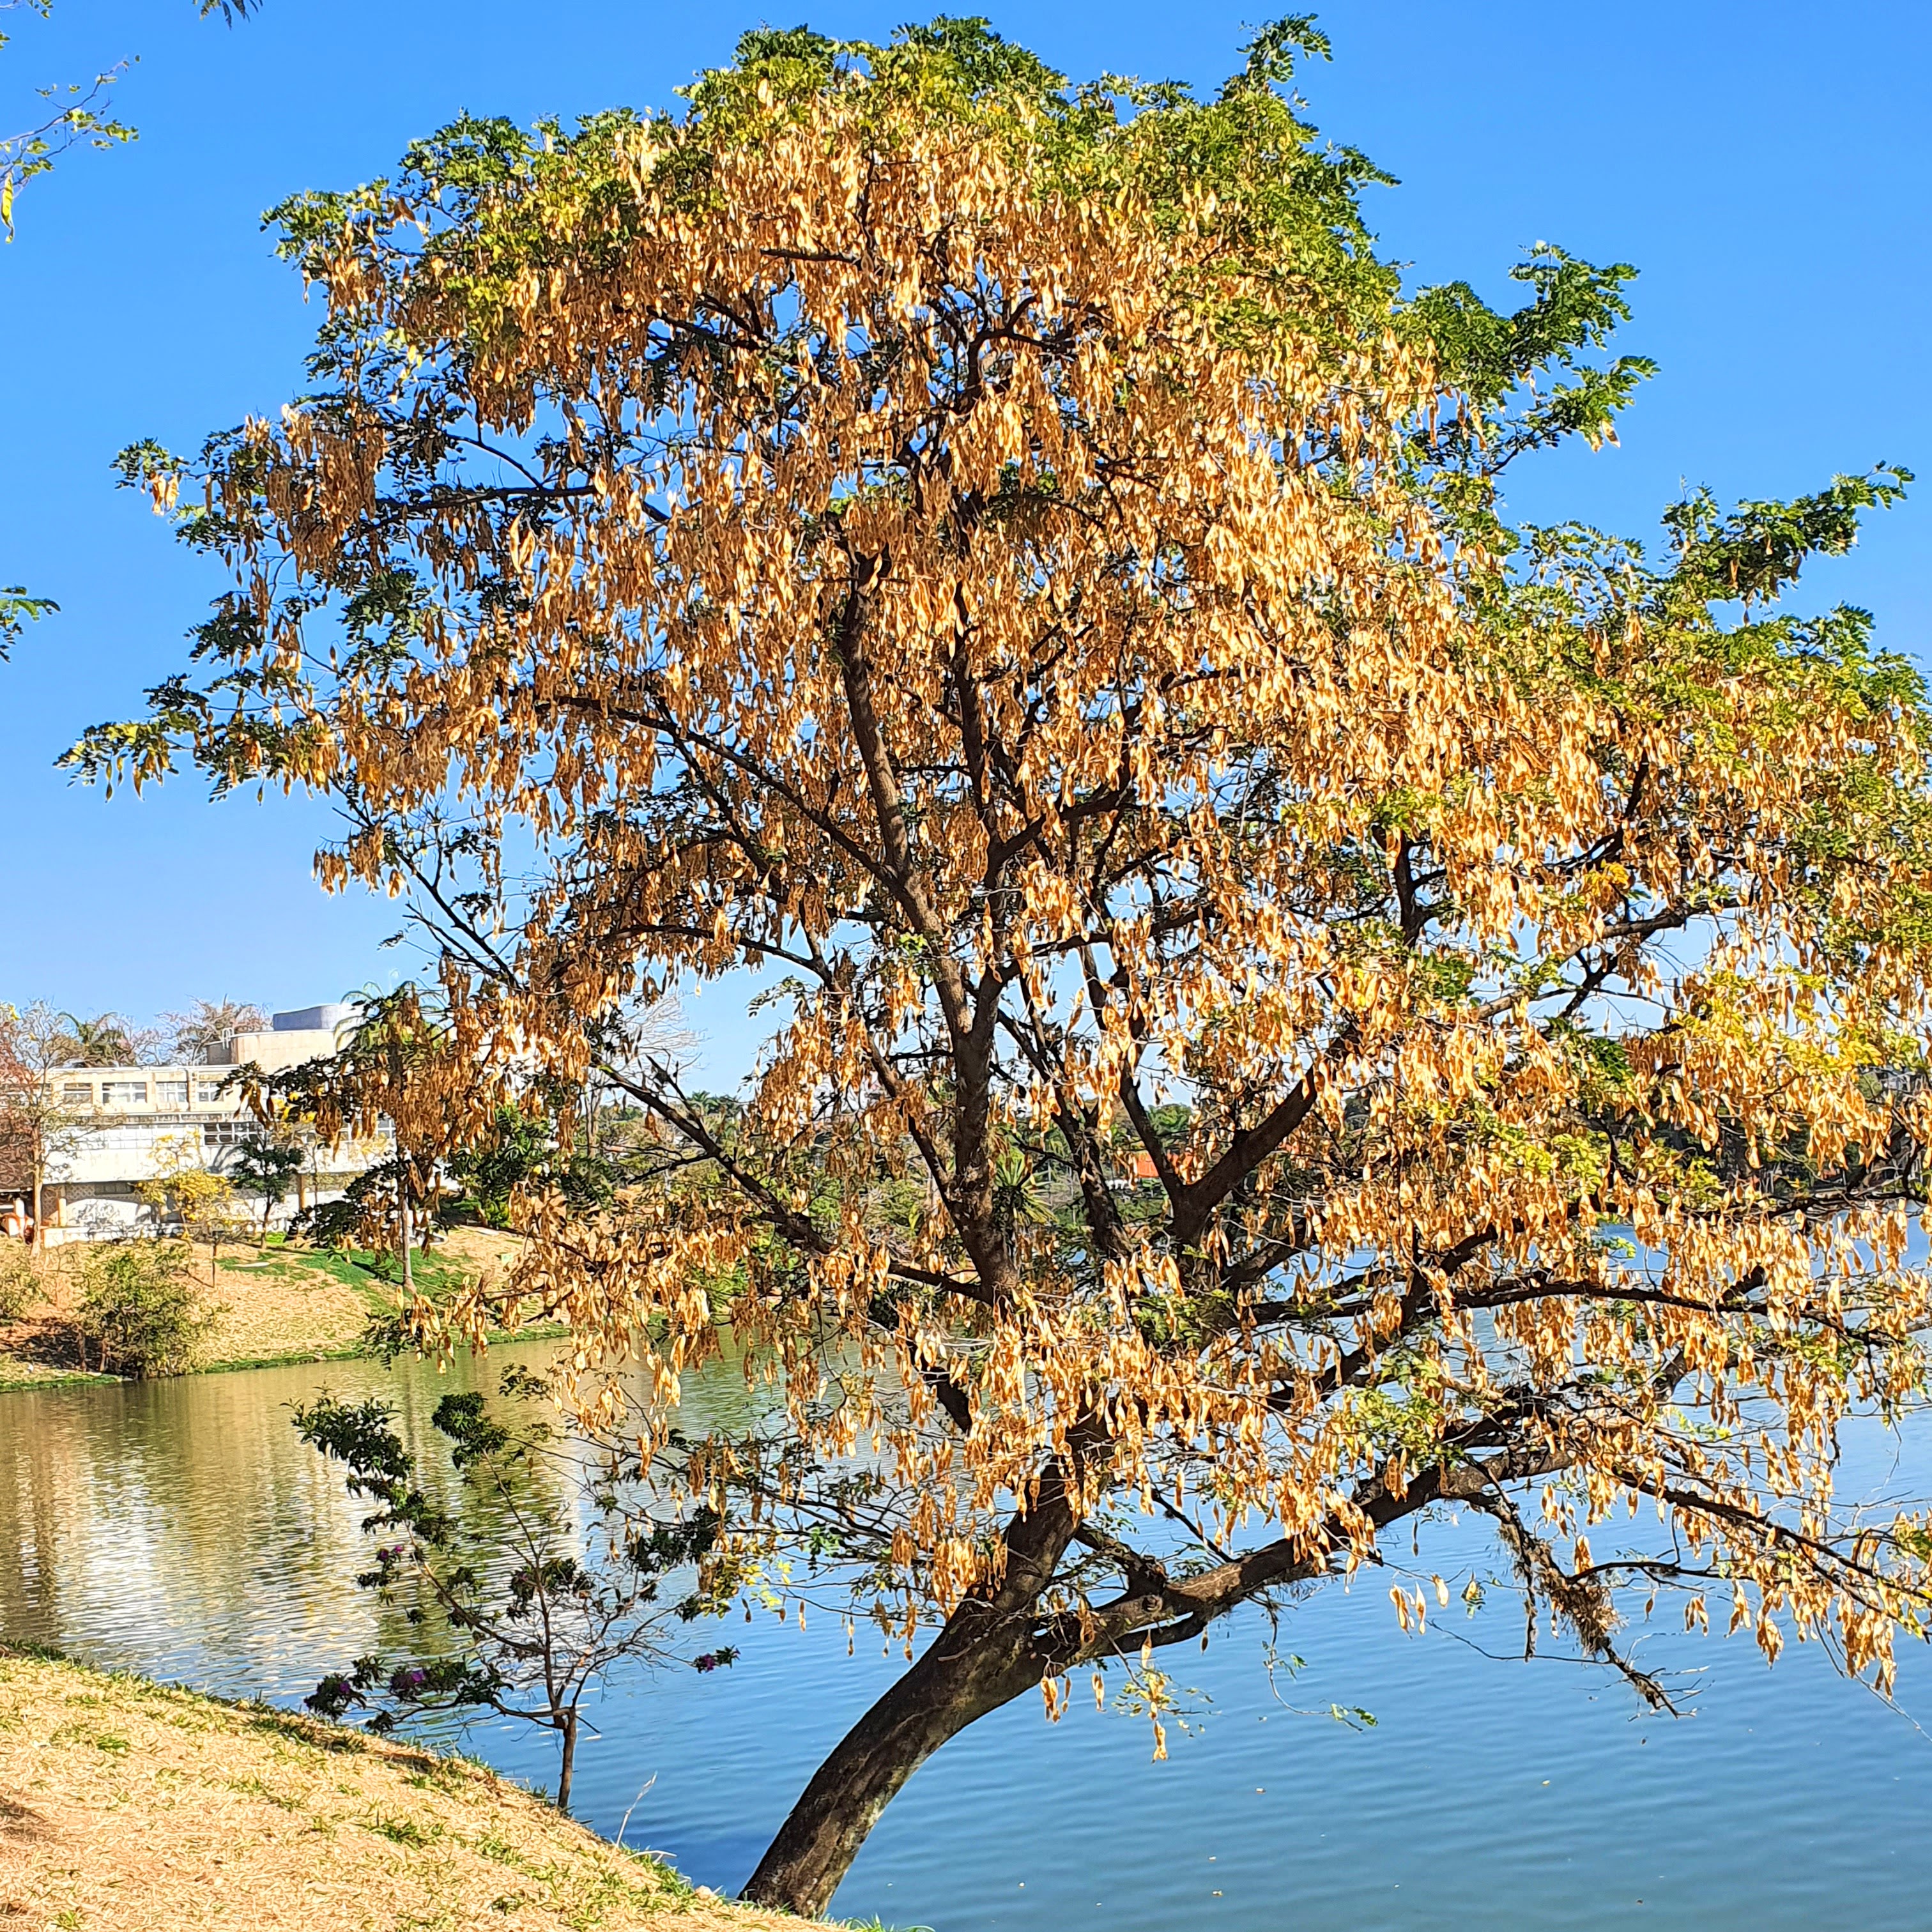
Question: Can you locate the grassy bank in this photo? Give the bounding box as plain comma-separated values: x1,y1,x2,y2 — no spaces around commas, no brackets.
0,1226,535,1391
0,1646,824,1931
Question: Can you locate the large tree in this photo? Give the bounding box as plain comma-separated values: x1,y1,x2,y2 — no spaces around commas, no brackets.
72,20,1932,1914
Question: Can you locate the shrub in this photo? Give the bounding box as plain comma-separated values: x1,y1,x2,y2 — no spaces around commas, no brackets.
75,1241,218,1377
0,1243,40,1321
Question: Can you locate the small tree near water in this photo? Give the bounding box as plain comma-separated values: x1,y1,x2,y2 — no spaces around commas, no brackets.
294,1379,740,1813
0,1243,41,1321
76,1241,217,1376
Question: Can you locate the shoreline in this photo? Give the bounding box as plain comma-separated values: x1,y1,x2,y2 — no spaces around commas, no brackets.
0,1643,825,1930
0,1331,571,1393
0,1225,551,1392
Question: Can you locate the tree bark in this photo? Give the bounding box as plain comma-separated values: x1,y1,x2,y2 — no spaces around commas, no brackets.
399,1172,414,1298
741,1460,1088,1918
556,1709,578,1814
739,1592,1050,1917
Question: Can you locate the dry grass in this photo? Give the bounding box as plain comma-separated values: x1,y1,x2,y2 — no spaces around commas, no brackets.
0,1227,534,1389
0,1647,823,1931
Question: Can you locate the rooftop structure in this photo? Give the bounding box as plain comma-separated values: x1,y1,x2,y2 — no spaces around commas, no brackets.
203,1002,357,1071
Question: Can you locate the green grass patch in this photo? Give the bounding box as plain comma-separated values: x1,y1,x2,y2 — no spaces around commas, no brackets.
226,1773,305,1811
367,1809,445,1848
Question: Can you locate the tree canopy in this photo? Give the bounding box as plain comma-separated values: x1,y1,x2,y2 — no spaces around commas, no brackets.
70,17,1932,1913
162,997,266,1063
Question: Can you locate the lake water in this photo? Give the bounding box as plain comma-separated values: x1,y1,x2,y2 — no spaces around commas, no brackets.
6,1343,1932,1929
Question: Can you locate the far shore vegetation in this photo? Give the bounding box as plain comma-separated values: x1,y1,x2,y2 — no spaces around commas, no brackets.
0,1224,532,1390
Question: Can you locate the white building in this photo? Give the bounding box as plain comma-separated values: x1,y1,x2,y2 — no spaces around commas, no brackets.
20,1004,388,1245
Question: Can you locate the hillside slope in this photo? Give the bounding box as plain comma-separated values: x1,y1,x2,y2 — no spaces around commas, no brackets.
0,1648,823,1931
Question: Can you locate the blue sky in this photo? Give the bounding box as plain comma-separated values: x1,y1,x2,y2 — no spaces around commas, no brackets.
2,0,1926,1080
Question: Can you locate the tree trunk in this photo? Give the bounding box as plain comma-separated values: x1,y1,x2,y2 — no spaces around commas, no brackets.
740,1593,1049,1917
742,1450,1096,1919
556,1709,578,1814
399,1177,414,1297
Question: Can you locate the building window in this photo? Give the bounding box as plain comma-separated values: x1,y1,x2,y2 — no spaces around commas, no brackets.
202,1119,262,1149
155,1080,189,1105
196,1080,227,1103
99,1081,148,1107
62,1082,93,1105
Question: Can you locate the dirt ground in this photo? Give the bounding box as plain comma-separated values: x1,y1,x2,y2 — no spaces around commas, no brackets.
0,1646,821,1931
0,1227,533,1390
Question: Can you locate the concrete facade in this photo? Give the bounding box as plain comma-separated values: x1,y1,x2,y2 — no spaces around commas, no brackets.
8,1006,387,1245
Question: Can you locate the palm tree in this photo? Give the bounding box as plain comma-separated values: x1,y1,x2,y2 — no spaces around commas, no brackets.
57,1013,136,1068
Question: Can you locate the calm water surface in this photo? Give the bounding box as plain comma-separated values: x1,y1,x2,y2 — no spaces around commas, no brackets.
4,1345,1931,1929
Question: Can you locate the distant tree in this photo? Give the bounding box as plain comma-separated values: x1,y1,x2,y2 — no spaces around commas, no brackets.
246,984,502,1292
295,1377,740,1813
448,1095,632,1230
583,995,692,1170
449,1103,553,1230
54,1010,161,1067
136,1133,248,1283
0,1000,93,1252
162,998,267,1066
229,1127,305,1232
